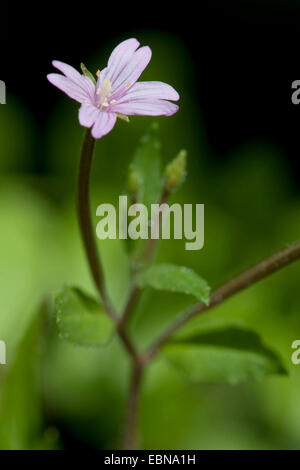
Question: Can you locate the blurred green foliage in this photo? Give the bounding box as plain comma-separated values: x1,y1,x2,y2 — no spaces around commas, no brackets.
0,32,300,450
55,287,114,347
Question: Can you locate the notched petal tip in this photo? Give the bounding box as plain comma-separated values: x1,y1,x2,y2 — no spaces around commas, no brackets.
46,73,90,103
52,59,66,68
110,99,179,117
123,37,140,47
121,81,180,102
171,88,180,102
91,112,117,139
47,73,60,84
140,45,152,61
51,60,83,82
165,102,179,116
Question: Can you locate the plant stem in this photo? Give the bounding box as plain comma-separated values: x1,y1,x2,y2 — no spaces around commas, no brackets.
78,130,144,449
77,130,138,360
120,285,140,329
146,240,300,360
123,363,144,450
77,130,116,320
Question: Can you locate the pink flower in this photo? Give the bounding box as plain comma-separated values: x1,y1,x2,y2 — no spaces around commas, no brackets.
47,38,179,139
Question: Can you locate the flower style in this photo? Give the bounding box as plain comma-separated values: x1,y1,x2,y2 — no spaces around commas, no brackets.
47,38,180,139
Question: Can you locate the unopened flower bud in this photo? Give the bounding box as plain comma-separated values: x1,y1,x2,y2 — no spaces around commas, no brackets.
164,150,187,191
116,113,130,123
80,63,96,84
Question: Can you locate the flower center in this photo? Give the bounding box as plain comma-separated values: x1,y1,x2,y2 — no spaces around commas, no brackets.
96,78,114,109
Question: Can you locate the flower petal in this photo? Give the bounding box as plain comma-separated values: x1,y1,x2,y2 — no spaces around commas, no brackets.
111,99,179,116
105,38,140,85
47,73,90,103
52,60,83,83
52,60,95,101
91,112,117,139
117,81,179,102
111,46,152,99
81,76,97,100
78,103,100,127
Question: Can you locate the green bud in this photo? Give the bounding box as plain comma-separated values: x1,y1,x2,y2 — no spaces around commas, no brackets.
116,113,130,123
127,166,142,196
80,63,96,85
164,150,187,191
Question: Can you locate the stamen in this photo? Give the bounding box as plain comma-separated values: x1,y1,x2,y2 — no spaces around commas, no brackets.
125,82,131,88
95,77,113,109
96,70,101,77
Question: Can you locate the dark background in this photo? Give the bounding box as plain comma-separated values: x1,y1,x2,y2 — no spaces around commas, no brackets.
1,1,300,181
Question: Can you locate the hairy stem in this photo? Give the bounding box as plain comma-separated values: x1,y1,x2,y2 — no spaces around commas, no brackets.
123,363,144,450
146,240,300,360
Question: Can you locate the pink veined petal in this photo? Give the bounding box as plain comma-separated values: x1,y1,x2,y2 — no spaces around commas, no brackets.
105,38,140,85
81,76,97,100
91,112,117,139
78,103,100,127
117,81,180,102
110,99,179,117
110,47,152,99
52,60,95,101
47,73,90,103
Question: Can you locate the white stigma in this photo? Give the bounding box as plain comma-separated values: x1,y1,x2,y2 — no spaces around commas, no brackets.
96,78,113,109
102,78,112,96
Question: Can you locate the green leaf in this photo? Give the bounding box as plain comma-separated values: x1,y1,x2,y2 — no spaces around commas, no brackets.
130,122,162,210
136,263,210,305
55,287,114,347
163,323,287,385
